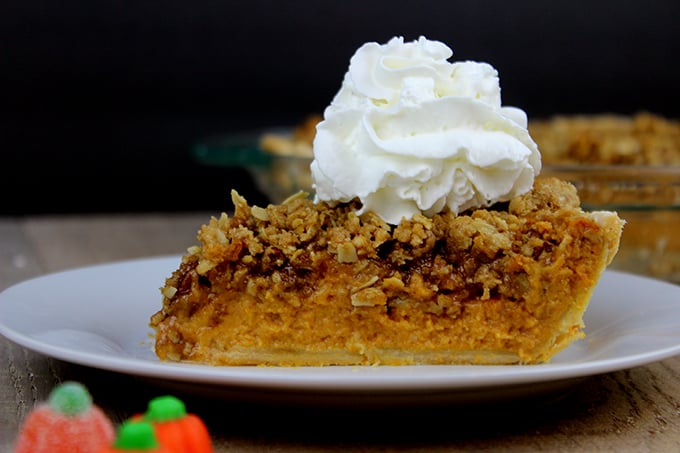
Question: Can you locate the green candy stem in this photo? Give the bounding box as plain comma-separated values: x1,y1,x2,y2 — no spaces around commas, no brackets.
114,421,159,450
48,381,92,417
145,395,187,422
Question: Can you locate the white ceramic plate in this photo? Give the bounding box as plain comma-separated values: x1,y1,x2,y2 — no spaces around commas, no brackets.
2,255,680,405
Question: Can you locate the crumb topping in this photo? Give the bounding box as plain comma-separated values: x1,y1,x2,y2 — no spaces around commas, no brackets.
531,112,680,165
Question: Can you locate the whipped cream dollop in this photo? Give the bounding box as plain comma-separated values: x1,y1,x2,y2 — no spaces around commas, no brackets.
310,36,541,224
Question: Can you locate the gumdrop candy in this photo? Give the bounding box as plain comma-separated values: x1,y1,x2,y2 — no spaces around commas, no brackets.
98,420,172,452
136,395,213,453
14,381,115,453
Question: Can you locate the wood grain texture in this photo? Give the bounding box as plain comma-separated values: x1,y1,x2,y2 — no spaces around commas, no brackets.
1,214,680,452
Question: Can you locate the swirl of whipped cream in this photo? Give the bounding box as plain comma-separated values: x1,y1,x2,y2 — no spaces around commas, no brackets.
310,36,541,225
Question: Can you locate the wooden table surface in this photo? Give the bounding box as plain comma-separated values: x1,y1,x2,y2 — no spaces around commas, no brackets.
2,213,680,452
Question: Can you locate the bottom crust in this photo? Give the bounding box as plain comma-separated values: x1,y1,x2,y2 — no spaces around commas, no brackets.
150,177,624,366
196,348,522,366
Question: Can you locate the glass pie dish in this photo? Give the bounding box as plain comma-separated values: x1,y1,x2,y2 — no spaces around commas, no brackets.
193,128,313,204
539,165,680,284
192,130,680,285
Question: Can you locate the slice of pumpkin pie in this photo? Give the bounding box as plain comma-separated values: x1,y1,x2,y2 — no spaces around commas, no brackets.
149,36,623,366
150,177,622,365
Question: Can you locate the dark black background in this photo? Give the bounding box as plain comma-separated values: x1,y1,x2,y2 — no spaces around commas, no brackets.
2,1,678,214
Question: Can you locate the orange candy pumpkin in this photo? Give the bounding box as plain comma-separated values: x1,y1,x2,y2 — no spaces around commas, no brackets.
135,395,213,453
14,381,115,453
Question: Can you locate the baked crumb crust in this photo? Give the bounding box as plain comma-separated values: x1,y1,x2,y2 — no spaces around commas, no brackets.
530,112,680,165
150,177,623,366
259,114,321,157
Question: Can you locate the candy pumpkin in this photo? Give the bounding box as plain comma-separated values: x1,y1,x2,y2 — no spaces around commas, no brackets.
99,420,172,453
136,395,213,453
14,381,115,453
